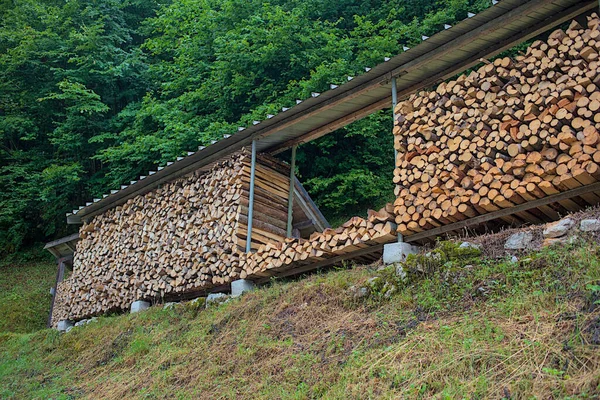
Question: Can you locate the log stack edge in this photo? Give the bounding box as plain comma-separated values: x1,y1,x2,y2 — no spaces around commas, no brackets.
393,15,600,236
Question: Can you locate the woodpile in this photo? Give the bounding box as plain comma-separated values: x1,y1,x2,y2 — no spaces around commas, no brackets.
52,199,397,324
235,155,296,250
393,15,600,236
51,281,71,325
51,146,398,324
54,15,600,324
239,204,397,278
53,151,301,321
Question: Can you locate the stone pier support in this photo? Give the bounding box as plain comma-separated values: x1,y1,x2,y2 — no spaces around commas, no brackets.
383,242,420,264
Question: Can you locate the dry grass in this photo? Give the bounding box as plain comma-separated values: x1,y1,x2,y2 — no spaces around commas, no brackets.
344,308,600,398
1,239,600,399
0,255,55,333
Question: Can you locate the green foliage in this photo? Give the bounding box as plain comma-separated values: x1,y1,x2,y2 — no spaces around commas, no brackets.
404,240,482,276
0,0,162,253
297,111,395,223
0,252,55,333
0,0,495,253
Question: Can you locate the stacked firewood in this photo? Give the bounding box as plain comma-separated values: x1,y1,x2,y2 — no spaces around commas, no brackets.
393,15,600,236
52,281,71,325
52,199,397,323
235,155,294,250
52,141,401,323
239,204,397,279
57,151,294,320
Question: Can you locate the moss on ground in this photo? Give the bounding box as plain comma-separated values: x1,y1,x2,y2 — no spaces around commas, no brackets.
1,240,600,399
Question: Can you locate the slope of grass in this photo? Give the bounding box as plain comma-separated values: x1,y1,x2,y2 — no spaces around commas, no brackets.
0,251,56,334
1,240,600,399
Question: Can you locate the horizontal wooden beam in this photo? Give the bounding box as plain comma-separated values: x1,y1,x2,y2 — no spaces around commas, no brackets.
254,181,600,283
270,97,389,154
405,182,600,243
44,232,80,249
254,243,384,283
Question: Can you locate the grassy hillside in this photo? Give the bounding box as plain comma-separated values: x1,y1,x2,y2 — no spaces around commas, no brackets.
1,240,600,399
0,253,56,334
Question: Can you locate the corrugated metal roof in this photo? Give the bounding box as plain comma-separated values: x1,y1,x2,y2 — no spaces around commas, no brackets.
68,0,596,224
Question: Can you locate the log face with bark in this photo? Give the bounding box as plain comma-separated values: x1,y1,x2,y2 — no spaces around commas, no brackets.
51,149,397,325
51,151,303,322
393,15,600,236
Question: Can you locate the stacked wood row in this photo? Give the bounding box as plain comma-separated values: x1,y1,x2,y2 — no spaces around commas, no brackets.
51,281,71,326
53,151,289,321
235,155,295,250
239,204,398,278
50,145,400,324
51,201,398,324
393,15,600,236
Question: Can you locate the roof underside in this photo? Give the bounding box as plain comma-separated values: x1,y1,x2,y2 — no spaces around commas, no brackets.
68,0,597,224
44,233,80,259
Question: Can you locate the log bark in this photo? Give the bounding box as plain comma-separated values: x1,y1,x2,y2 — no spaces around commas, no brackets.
392,14,600,236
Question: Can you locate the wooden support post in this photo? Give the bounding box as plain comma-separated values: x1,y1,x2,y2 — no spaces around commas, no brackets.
391,77,403,243
286,145,297,237
246,140,257,253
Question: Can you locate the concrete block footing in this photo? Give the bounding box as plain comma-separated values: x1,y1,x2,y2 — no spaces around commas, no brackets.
57,320,74,332
231,279,256,297
383,242,420,264
130,300,151,313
